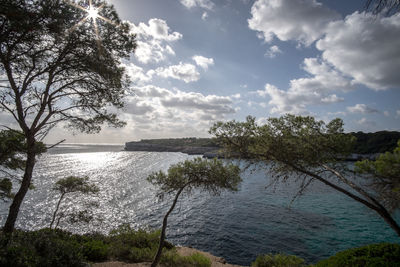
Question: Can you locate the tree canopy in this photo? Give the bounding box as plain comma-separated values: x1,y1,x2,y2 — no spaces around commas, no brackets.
356,140,400,211
0,0,136,233
147,157,241,267
210,114,400,237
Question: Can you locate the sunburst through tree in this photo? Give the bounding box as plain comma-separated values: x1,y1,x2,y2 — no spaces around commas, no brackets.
64,0,117,54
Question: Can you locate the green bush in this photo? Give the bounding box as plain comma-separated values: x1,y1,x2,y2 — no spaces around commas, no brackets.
82,240,109,262
314,243,400,267
107,224,161,262
161,251,211,267
0,226,171,266
251,253,306,267
0,229,86,267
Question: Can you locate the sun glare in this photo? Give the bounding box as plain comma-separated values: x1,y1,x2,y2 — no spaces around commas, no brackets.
87,6,99,20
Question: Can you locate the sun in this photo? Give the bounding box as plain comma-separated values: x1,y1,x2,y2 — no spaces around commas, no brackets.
87,5,99,20
63,0,117,54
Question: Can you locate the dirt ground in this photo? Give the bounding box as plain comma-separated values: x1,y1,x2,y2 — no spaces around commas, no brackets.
92,246,244,267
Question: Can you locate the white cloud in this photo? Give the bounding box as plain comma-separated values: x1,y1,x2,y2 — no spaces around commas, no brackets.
316,12,400,90
155,62,200,83
129,19,182,64
231,93,241,99
192,55,215,70
121,85,236,137
202,12,208,20
161,90,235,114
265,45,282,58
256,58,352,114
347,104,379,114
321,94,344,103
248,0,340,46
131,18,182,41
179,0,215,10
357,117,377,127
123,63,154,85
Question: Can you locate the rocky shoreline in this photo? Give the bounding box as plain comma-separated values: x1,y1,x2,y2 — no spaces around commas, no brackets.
124,141,221,157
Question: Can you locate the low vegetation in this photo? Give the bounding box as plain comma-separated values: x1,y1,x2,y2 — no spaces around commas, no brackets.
0,225,209,267
251,253,306,267
314,243,400,267
1,227,399,266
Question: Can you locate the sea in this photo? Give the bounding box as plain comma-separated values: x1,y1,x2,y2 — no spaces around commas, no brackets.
1,144,399,265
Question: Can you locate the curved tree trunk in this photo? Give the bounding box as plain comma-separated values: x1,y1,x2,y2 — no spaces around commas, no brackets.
151,186,186,267
3,137,36,234
50,193,65,229
287,161,400,237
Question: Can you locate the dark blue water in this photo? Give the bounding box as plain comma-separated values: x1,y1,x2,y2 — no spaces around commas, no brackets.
1,144,399,266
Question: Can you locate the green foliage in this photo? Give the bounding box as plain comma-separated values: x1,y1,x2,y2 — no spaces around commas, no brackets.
210,115,400,237
147,157,242,197
82,240,109,262
108,224,161,262
0,226,173,266
314,243,400,267
0,130,26,171
50,176,99,229
161,251,212,267
0,130,46,200
0,229,86,267
0,178,13,199
54,176,99,195
251,253,306,267
351,131,400,154
355,140,400,211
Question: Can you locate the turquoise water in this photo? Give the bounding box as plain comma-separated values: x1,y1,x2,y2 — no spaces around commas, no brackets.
0,144,399,265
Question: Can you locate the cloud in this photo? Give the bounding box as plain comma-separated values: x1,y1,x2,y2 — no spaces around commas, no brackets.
316,12,400,90
248,0,340,46
347,104,379,114
202,12,208,20
256,58,352,114
265,45,282,58
192,55,215,70
179,0,215,10
129,19,182,64
357,117,377,127
123,63,154,85
161,90,235,114
155,62,200,83
119,85,236,138
131,18,182,41
321,94,344,103
396,110,400,117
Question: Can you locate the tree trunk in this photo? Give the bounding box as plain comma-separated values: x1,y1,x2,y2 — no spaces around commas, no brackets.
151,187,185,267
50,193,65,229
3,138,36,234
289,162,400,237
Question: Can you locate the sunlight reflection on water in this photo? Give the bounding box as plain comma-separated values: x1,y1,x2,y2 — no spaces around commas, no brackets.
1,146,399,265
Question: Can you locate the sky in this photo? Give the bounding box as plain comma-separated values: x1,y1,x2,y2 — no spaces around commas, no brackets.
41,0,400,143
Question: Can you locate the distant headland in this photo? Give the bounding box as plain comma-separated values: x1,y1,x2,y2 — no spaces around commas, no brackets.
125,131,400,160
124,137,221,158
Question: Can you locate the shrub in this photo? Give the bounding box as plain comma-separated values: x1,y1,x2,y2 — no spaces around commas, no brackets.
161,250,211,267
0,229,86,267
82,240,109,262
314,243,400,267
107,225,162,262
251,253,306,267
